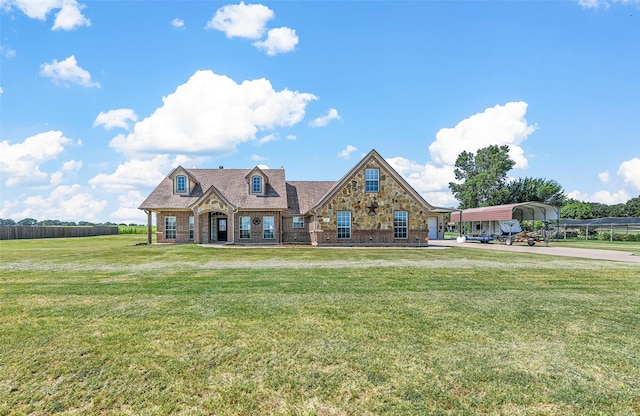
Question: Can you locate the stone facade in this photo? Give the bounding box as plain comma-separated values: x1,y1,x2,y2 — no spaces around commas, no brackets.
312,160,430,246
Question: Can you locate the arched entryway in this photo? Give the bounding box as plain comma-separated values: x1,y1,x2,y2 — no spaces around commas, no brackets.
209,212,228,243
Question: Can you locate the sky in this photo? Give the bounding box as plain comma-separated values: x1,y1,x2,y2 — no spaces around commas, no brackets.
1,0,639,224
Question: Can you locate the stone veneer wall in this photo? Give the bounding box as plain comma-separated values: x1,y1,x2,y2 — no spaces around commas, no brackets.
315,161,430,246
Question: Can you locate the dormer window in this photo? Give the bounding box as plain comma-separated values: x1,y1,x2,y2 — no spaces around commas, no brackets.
176,175,187,193
252,175,262,194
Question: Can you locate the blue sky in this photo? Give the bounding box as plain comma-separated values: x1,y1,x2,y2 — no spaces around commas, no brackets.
1,0,639,224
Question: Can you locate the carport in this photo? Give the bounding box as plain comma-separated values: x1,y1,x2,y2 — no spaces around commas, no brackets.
449,202,560,242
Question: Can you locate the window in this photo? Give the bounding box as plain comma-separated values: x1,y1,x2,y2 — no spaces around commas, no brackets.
293,216,304,229
337,211,351,239
189,216,194,240
365,169,379,192
165,216,176,240
240,216,251,239
177,175,186,193
394,211,408,239
252,176,262,193
263,216,274,239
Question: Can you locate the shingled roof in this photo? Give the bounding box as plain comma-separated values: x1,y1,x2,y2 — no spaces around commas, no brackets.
139,168,289,211
139,167,341,214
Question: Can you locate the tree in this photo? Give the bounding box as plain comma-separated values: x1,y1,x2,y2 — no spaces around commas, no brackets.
504,177,566,206
561,201,593,219
626,196,640,217
448,145,515,209
17,218,38,226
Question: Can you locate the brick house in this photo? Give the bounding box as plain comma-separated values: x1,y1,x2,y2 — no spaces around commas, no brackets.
139,149,449,245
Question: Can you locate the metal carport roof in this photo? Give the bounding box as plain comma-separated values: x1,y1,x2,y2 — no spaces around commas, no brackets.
450,202,560,223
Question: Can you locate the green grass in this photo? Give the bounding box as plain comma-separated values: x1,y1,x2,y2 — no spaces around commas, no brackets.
1,235,639,415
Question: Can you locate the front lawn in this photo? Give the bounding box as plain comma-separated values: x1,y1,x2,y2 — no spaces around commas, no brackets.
1,235,639,415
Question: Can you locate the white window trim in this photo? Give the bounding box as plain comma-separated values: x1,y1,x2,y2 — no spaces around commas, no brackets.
394,211,408,239
337,211,351,239
165,216,177,240
263,216,275,239
176,175,187,193
240,216,251,239
293,216,304,229
252,175,262,194
189,216,194,240
365,168,379,193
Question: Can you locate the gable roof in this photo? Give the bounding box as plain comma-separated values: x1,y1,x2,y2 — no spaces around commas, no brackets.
309,149,434,213
285,181,337,215
139,168,288,211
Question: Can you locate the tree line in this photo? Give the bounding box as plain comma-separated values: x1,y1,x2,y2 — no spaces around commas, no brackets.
0,218,143,227
448,145,640,219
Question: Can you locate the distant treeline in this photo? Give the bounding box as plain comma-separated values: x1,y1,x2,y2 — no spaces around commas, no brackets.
0,218,145,227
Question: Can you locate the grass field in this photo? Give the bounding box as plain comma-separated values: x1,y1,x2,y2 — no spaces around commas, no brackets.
1,235,639,415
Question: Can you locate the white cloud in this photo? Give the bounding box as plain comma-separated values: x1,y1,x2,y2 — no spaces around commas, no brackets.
52,1,90,30
94,108,138,130
171,18,184,29
386,157,455,194
205,2,274,39
50,159,82,185
309,108,341,127
253,27,298,56
250,154,266,161
429,101,537,169
598,171,610,184
338,145,358,159
285,134,296,140
4,0,90,30
590,189,630,205
579,0,605,8
89,154,194,192
40,55,99,87
17,184,107,222
579,0,640,8
0,87,3,94
617,157,640,190
0,131,72,187
258,133,278,145
110,70,316,155
1,45,16,59
110,191,147,224
568,188,630,204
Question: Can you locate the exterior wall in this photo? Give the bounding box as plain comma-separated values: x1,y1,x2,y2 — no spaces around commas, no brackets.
156,210,194,244
313,160,430,246
234,211,282,244
282,215,311,244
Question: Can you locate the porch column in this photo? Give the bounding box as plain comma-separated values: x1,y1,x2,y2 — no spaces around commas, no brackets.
193,209,201,244
145,210,152,244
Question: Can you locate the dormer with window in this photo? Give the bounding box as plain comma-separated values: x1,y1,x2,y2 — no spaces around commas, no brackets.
169,166,197,195
246,166,269,196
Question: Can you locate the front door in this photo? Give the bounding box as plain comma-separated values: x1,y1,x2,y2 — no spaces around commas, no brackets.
217,218,227,242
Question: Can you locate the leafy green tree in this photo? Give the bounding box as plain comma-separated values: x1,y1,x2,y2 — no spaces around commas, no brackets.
561,201,593,219
17,218,38,226
448,145,515,209
0,218,16,226
504,177,566,206
625,196,640,217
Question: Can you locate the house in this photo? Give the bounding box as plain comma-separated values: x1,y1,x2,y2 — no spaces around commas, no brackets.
139,149,448,245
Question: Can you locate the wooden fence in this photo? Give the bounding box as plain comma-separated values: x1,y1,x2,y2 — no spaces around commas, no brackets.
0,226,119,240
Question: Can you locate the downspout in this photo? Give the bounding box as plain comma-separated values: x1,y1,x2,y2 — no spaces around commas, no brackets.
229,208,238,244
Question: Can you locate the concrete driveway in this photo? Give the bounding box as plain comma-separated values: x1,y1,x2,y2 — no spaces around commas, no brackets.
429,239,640,264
